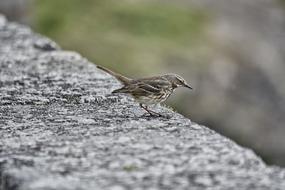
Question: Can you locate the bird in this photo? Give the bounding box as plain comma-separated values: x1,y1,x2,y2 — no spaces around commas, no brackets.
97,65,192,117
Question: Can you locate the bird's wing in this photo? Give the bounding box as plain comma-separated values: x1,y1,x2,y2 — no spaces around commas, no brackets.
113,82,161,96
139,76,172,89
136,82,161,95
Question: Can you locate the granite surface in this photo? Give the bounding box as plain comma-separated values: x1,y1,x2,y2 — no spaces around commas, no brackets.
0,15,285,190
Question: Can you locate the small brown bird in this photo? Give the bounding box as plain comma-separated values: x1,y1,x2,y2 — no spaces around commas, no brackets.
97,65,192,117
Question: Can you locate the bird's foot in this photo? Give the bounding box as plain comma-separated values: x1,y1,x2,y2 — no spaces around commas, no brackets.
141,112,164,118
139,104,166,118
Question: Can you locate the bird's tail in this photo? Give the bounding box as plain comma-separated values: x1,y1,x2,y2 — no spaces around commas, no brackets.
111,86,131,94
112,87,126,94
96,65,131,85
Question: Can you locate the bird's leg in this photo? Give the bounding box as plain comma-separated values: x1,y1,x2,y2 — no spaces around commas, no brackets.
139,104,162,117
139,103,154,116
147,107,163,117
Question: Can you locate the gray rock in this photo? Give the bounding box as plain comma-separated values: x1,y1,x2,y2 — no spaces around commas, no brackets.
0,15,285,190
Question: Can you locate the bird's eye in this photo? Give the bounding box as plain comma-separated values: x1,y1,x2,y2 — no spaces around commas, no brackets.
175,75,185,85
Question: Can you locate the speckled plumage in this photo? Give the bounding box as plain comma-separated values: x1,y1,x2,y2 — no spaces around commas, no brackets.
97,65,192,116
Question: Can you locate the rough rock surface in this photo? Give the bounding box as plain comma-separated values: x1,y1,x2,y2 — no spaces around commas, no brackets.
0,15,285,190
176,0,285,166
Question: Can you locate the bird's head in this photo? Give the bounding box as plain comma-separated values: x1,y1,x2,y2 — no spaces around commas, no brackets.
166,74,193,90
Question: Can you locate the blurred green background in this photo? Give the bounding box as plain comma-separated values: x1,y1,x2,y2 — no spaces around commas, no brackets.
2,0,285,167
33,0,207,77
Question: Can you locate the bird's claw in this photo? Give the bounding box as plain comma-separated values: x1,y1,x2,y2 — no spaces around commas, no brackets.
141,112,164,118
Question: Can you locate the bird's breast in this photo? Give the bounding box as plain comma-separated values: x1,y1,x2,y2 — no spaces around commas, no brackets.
132,88,173,105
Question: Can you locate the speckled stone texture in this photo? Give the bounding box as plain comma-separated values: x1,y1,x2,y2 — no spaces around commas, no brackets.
0,15,285,190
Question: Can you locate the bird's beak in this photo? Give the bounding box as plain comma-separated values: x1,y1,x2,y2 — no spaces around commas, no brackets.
184,84,193,90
